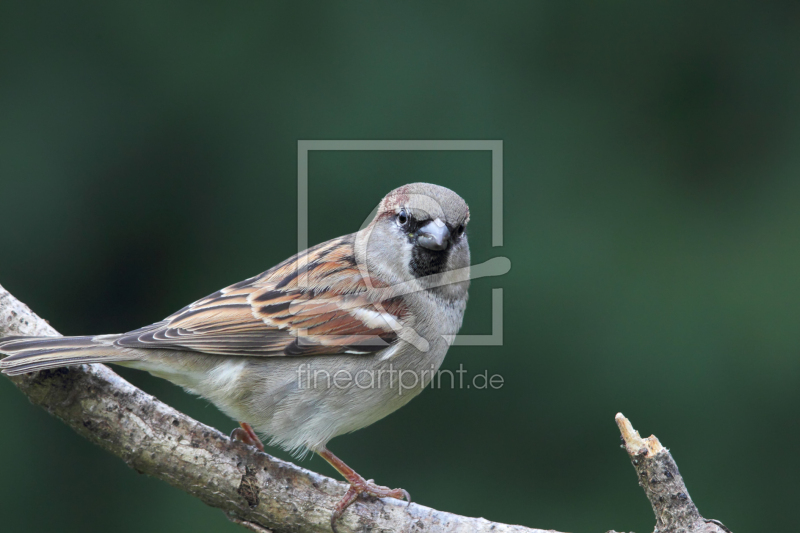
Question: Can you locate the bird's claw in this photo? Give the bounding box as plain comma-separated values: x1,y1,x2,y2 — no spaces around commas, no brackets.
330,476,410,532
230,422,264,452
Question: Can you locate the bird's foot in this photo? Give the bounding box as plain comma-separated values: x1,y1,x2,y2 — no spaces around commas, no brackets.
230,422,264,452
318,447,410,532
331,476,410,530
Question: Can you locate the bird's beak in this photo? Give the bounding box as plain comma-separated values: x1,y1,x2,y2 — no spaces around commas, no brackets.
417,218,451,251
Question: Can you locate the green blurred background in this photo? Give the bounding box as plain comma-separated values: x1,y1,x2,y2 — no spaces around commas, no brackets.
1,1,798,531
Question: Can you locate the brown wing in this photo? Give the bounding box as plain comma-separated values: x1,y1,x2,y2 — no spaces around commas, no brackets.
115,234,408,356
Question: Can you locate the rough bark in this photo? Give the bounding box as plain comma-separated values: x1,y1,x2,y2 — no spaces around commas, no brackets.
614,414,732,533
0,282,731,533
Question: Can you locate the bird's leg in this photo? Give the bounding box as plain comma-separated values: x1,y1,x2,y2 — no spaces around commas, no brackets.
318,446,410,532
230,422,264,452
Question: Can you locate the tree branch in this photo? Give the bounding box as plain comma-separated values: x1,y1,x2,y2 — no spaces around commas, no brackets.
0,283,731,533
613,414,732,533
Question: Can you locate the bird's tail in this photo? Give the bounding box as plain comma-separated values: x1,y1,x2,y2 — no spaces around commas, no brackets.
0,335,137,376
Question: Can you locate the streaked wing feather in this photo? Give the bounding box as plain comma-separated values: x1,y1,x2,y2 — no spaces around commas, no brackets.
115,234,407,357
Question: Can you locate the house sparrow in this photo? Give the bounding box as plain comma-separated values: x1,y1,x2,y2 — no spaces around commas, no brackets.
0,182,471,531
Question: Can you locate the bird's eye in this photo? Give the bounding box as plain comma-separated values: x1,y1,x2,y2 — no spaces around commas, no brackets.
396,210,409,227
455,224,465,237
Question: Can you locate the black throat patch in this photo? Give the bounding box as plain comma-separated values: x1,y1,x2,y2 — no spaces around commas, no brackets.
409,246,450,278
